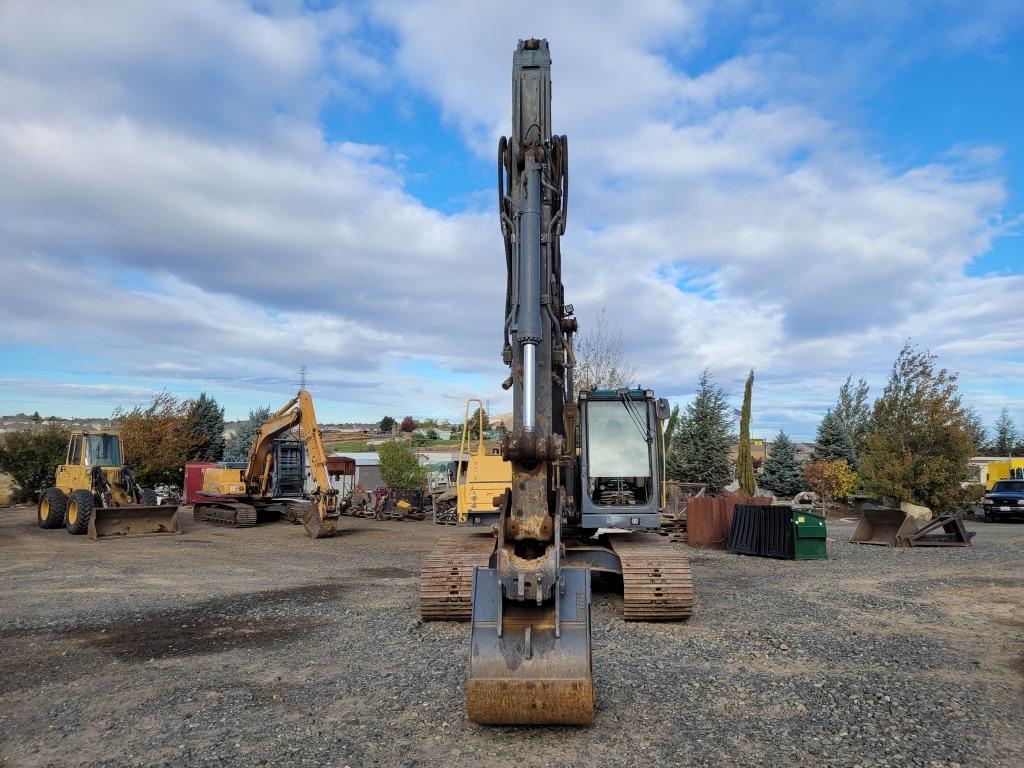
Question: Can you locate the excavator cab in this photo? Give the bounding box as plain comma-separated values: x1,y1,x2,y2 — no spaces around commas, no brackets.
578,389,667,530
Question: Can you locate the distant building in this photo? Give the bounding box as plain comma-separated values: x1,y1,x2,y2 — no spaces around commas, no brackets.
968,456,1024,489
330,451,382,490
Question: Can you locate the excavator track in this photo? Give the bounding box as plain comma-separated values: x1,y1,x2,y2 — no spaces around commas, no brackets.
611,534,694,621
192,502,258,528
420,536,495,621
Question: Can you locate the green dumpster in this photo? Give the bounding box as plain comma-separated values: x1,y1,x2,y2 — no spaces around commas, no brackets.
791,509,827,560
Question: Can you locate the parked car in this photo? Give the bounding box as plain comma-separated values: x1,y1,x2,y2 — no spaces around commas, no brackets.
982,480,1024,522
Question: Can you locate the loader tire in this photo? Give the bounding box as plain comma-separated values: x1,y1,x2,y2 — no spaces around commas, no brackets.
37,488,67,529
65,490,94,535
140,488,158,506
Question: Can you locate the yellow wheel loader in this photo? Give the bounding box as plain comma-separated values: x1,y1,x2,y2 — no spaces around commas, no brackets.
431,398,512,527
37,430,181,539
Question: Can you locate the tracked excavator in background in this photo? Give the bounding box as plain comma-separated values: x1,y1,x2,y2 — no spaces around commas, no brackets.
419,39,694,726
191,390,340,539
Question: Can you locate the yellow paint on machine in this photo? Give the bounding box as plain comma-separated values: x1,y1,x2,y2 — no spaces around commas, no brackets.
455,398,512,525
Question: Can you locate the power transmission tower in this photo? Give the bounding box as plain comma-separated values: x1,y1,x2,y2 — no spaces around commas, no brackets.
297,365,310,391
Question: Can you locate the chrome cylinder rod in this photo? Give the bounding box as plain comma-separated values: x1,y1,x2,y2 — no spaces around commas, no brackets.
522,342,537,431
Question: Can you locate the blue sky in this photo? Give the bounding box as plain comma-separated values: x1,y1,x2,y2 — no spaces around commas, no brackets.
0,1,1022,441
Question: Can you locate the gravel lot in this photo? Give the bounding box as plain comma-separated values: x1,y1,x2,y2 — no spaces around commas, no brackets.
1,506,1021,767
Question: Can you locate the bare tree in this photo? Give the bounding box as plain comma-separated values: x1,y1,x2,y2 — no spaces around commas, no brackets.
573,308,636,399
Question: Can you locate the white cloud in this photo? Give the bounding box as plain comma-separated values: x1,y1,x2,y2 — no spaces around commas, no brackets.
0,0,1020,433
370,0,1020,431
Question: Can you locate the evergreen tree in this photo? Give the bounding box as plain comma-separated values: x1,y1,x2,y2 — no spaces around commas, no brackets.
224,405,273,462
812,409,857,468
378,415,396,434
965,407,987,454
186,392,225,461
833,375,871,458
664,403,681,446
666,370,734,496
990,407,1019,456
465,406,489,440
736,369,756,496
760,430,804,497
860,343,974,511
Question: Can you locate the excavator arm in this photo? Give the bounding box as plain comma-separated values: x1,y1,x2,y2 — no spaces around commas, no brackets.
466,39,594,725
294,391,339,539
243,390,339,539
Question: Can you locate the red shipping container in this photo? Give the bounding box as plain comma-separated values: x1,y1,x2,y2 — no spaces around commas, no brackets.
183,461,218,504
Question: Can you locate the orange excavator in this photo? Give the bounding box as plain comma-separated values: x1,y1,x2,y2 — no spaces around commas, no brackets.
191,390,340,539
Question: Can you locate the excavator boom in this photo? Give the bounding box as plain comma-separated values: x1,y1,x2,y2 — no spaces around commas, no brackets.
466,38,593,725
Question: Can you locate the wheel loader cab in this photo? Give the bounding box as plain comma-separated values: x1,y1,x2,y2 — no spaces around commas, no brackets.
578,389,663,530
56,431,128,499
67,432,122,467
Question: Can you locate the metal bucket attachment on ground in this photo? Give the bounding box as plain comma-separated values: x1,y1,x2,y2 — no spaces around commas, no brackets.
850,507,918,546
87,505,181,539
302,510,338,539
467,566,594,726
903,513,974,547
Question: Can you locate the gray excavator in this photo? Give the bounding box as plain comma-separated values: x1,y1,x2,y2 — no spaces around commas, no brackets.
419,39,694,725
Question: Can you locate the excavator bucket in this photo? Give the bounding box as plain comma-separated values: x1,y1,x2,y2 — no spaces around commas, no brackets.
87,505,181,540
467,566,594,725
302,510,337,540
850,507,919,546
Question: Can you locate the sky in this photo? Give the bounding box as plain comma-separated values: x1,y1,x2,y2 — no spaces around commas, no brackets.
0,0,1022,441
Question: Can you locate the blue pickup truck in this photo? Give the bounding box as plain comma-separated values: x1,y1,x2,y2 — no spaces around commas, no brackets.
983,480,1024,522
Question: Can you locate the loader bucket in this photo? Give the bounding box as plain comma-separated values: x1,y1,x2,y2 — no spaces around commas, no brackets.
850,507,918,546
302,510,338,540
87,505,181,540
467,566,594,725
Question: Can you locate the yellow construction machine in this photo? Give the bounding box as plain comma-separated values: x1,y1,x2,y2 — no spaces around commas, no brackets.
37,430,181,539
192,390,340,539
432,398,512,527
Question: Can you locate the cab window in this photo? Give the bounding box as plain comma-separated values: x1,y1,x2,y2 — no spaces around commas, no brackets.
86,435,122,467
69,436,83,465
585,399,653,506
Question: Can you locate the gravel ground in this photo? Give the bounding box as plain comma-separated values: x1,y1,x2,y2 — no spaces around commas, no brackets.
0,506,1021,767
